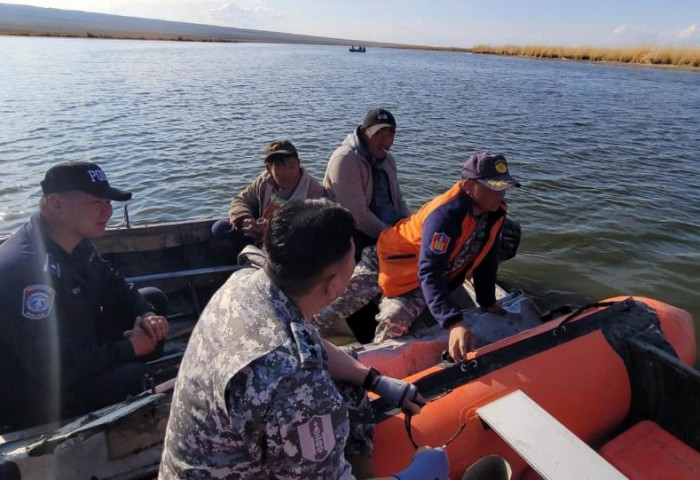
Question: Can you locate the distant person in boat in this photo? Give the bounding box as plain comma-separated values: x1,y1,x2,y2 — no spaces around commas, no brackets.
324,108,411,259
161,199,448,480
211,139,326,257
314,152,520,361
0,162,170,431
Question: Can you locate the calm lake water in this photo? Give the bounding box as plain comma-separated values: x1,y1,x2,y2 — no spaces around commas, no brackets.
1,36,699,347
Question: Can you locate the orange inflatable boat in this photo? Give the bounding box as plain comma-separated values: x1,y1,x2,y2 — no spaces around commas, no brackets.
371,296,700,479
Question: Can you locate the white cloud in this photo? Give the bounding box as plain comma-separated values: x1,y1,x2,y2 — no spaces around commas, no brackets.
613,24,627,35
677,23,698,39
610,22,700,46
207,0,281,26
609,24,667,45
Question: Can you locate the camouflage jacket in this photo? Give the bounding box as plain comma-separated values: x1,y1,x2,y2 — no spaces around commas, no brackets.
160,268,354,479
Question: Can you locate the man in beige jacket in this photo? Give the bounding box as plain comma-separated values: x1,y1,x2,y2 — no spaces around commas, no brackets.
324,109,411,259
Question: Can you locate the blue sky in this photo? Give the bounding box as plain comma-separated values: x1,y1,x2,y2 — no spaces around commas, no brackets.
4,0,699,47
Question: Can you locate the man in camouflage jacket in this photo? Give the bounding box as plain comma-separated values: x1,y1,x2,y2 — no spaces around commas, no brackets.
160,200,448,480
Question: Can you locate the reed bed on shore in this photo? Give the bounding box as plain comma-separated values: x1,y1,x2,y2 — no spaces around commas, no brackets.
472,44,700,68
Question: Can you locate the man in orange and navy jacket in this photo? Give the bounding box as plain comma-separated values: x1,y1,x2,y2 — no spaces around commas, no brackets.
312,151,520,361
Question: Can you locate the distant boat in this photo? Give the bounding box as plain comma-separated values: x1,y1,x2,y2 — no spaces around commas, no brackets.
349,45,366,53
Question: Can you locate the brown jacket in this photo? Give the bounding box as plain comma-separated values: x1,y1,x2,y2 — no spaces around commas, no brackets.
228,168,326,226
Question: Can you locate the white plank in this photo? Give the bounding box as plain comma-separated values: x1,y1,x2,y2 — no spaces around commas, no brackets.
476,390,627,480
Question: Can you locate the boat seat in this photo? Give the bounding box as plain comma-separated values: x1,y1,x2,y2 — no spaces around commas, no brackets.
126,265,238,284
476,390,627,480
127,265,239,314
600,420,700,480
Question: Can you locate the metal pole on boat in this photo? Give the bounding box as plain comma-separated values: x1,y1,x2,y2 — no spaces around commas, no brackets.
124,204,131,229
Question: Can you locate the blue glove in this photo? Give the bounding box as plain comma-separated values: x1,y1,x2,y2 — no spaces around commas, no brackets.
394,448,449,480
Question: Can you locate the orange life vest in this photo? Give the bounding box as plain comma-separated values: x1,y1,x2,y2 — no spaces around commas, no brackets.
376,182,506,297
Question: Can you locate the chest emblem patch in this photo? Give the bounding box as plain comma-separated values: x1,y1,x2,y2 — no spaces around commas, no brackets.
429,232,451,254
297,414,335,462
22,285,56,320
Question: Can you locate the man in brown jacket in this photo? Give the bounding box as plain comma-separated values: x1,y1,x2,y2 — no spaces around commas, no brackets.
323,109,411,259
212,140,326,252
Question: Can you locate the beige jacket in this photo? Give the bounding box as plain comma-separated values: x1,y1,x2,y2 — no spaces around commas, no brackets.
228,168,326,226
323,128,410,238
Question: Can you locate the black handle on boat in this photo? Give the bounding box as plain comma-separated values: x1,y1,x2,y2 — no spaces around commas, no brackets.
539,304,576,322
553,301,619,334
441,350,454,363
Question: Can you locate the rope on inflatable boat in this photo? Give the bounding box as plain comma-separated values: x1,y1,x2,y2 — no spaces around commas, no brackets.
397,298,643,451
404,410,467,450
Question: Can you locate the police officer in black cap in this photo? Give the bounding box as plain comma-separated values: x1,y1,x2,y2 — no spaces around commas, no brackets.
0,162,169,431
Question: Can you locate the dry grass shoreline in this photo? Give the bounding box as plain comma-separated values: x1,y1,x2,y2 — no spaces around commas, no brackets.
472,44,700,69
4,30,700,72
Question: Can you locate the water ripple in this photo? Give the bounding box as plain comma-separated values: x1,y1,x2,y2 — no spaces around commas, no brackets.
1,37,699,333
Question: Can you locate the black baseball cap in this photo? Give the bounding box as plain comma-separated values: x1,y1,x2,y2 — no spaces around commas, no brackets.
263,139,299,163
362,108,396,135
40,162,132,201
461,152,521,191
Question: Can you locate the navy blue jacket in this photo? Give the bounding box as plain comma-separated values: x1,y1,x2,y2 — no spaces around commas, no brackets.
0,214,151,417
418,194,504,328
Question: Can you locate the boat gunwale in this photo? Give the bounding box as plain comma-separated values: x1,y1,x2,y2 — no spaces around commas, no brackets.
372,298,677,421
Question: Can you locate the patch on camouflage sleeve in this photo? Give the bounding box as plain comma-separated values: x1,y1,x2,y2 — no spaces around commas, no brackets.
291,322,324,368
297,414,335,462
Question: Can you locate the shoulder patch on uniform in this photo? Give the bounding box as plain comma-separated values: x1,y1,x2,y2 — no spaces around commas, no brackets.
291,322,325,369
297,414,335,462
22,285,55,320
429,232,451,254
